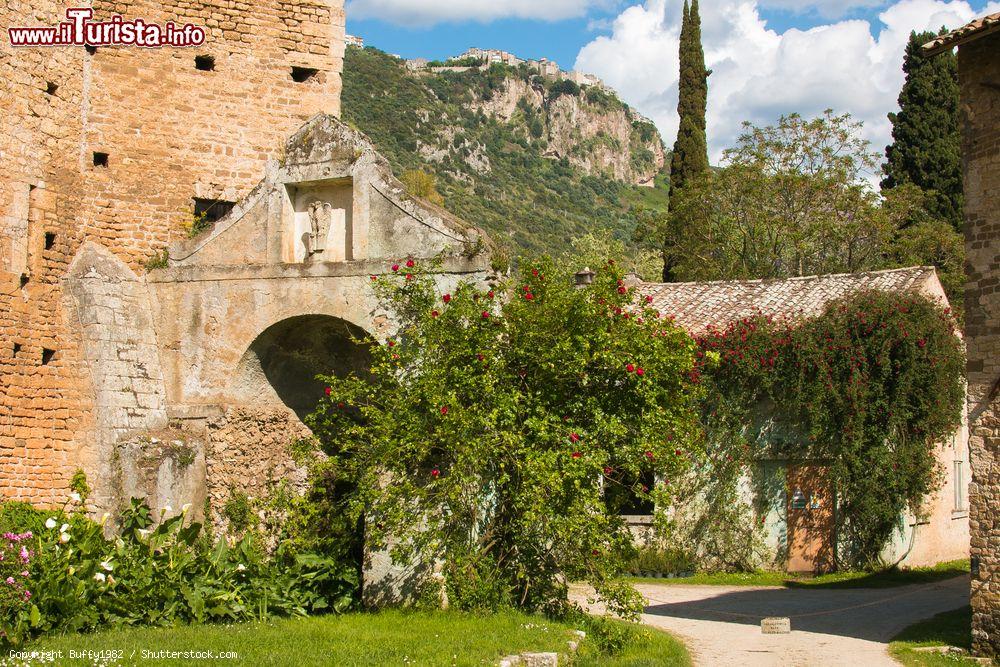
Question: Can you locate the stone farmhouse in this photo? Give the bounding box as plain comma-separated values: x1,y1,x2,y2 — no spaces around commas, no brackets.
926,11,1000,658
633,268,969,572
0,0,491,523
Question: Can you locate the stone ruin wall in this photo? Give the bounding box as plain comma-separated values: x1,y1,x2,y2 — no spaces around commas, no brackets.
0,0,346,506
960,31,1000,658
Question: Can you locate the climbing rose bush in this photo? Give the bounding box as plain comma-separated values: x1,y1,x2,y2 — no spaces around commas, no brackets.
695,290,965,568
309,258,704,617
0,531,34,644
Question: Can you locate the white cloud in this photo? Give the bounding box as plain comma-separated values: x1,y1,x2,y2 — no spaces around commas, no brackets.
576,0,1000,163
345,0,617,25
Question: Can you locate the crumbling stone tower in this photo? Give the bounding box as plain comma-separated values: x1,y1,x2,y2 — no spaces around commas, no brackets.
0,0,346,505
927,13,1000,657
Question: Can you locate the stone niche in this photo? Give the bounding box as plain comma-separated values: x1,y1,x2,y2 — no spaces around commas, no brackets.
286,179,354,263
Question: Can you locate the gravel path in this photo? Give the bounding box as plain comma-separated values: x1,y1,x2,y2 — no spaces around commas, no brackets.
572,575,970,666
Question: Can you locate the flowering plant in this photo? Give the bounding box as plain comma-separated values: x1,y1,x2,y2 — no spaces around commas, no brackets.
695,290,964,568
308,258,704,616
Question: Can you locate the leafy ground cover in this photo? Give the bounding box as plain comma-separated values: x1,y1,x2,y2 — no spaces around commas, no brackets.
628,559,969,589
14,610,689,667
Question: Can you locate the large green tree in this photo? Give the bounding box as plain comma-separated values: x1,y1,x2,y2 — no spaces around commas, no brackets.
882,30,963,230
665,0,710,281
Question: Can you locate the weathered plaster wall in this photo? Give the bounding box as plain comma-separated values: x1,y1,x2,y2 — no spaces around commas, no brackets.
0,0,346,506
961,31,1000,658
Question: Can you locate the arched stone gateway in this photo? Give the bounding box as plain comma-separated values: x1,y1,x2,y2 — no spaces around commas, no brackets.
235,315,374,422
64,114,494,522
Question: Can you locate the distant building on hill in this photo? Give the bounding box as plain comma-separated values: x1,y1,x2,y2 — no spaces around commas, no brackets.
345,34,364,48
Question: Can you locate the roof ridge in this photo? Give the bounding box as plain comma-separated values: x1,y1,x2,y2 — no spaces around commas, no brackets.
639,266,934,290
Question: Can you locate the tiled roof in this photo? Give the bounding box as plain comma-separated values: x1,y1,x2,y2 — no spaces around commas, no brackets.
636,267,940,337
924,12,1000,54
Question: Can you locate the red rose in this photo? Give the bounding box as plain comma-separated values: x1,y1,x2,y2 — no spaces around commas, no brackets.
646,295,653,304
525,293,534,301
440,406,449,415
532,268,539,276
636,368,645,377
406,259,415,268
337,402,345,409
592,549,600,556
405,274,414,281
388,341,396,347
392,264,400,272
432,310,440,318
488,290,495,299
431,468,440,478
626,364,635,373
603,466,614,476
644,451,654,460
675,449,682,457
572,451,582,459
325,387,332,396
477,354,485,362
370,275,378,282
569,433,581,443
618,287,627,294
482,311,490,319
443,294,452,303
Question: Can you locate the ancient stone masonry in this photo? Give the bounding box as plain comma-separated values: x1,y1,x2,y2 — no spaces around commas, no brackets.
961,32,1000,659
0,0,346,506
929,17,1000,657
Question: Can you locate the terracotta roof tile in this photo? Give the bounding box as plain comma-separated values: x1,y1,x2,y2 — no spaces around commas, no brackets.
923,12,1000,54
637,267,939,336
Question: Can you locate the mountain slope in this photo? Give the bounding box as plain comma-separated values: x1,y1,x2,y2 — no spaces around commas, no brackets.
341,47,670,256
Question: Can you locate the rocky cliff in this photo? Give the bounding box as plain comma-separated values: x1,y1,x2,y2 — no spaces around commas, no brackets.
342,46,671,255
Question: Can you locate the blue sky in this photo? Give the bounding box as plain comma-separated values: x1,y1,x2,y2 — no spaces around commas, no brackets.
347,2,990,69
345,0,997,158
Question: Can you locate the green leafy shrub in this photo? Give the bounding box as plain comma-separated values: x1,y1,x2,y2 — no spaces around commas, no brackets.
628,547,697,576
697,290,964,568
0,498,357,647
308,258,704,618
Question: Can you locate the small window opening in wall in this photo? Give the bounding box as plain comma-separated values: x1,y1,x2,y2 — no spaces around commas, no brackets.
193,198,235,224
85,45,97,55
290,66,319,83
45,82,58,96
194,55,215,71
12,343,21,357
93,152,109,168
19,274,28,288
44,232,56,250
41,348,55,365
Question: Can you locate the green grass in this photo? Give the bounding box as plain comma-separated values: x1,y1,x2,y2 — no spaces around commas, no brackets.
16,610,689,666
628,559,970,589
889,606,988,666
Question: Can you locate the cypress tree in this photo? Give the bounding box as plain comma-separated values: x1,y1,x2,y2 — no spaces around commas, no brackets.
665,0,710,281
882,30,963,230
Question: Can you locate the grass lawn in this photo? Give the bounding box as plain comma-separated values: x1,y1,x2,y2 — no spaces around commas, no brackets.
888,606,987,667
628,559,969,589
15,610,690,666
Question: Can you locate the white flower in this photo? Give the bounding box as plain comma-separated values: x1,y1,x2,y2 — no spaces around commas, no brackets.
162,505,173,514
59,523,69,533
100,561,113,572
138,529,151,539
93,572,106,583
236,564,246,572
181,503,192,514
69,492,82,503
58,532,70,544
44,518,57,530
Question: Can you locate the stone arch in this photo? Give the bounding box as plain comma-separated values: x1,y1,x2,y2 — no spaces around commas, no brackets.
233,314,374,422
